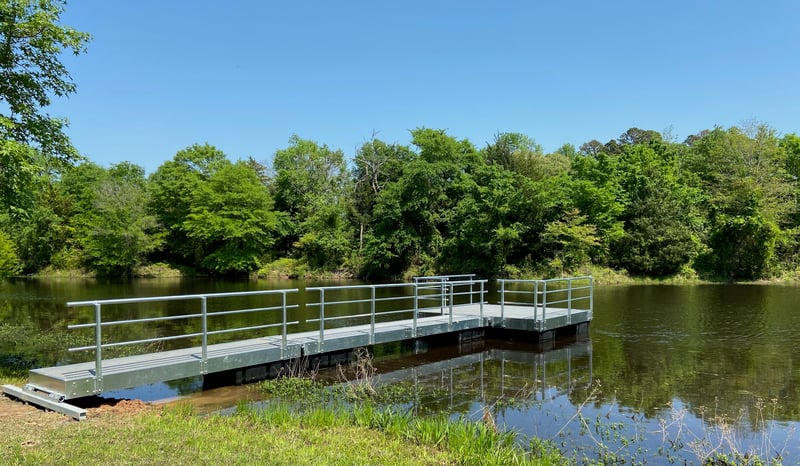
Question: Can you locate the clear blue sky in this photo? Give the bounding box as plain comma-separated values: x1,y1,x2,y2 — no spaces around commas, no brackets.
51,0,800,174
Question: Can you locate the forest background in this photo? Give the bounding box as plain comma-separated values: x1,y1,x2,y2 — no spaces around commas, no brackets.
2,1,800,283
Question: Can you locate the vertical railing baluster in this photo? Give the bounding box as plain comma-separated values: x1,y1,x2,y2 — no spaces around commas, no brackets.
94,303,103,393
542,281,547,328
413,284,418,338
200,296,208,374
448,283,453,329
567,279,572,324
469,280,473,305
370,286,376,345
319,289,325,351
281,291,287,358
479,280,484,320
440,280,445,315
500,280,505,320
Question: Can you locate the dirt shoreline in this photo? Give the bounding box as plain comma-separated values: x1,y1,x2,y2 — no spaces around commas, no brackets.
0,392,153,425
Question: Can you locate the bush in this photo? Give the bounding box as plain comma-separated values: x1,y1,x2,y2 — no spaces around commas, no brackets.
0,230,21,278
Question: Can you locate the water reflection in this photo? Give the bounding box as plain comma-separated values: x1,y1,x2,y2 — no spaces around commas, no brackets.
352,338,593,417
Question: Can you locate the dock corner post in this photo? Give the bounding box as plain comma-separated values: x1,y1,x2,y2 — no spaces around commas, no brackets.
533,281,538,322
319,289,325,352
370,286,376,345
93,303,103,394
281,291,288,359
589,276,594,318
200,296,208,375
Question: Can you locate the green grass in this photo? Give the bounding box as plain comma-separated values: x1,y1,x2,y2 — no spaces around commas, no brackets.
3,404,446,465
252,374,566,465
1,401,567,465
2,367,566,465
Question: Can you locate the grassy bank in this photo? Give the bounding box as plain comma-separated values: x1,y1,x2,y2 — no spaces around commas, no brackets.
0,395,564,465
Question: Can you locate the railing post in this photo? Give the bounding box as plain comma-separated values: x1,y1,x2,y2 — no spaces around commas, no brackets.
448,282,453,330
469,280,473,305
413,284,419,338
533,281,539,322
479,280,484,320
319,289,325,351
200,296,208,375
589,276,594,317
93,303,103,393
281,291,287,359
500,280,505,320
542,281,547,329
440,280,445,315
370,286,376,345
567,279,572,324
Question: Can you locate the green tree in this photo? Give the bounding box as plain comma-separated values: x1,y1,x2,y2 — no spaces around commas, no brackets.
352,137,414,250
568,151,625,262
438,163,539,276
0,228,20,277
183,161,282,274
0,139,38,215
0,0,90,162
363,129,482,277
610,143,703,276
691,125,792,279
85,167,161,276
11,175,77,272
66,162,162,276
542,208,599,274
148,143,227,266
272,136,352,268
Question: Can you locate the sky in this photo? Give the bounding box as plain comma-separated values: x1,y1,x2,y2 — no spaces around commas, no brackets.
49,0,800,174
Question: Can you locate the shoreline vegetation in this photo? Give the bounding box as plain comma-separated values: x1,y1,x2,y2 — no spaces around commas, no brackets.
20,263,800,286
4,126,800,289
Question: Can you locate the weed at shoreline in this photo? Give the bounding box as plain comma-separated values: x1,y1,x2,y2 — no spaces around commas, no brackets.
252,348,797,465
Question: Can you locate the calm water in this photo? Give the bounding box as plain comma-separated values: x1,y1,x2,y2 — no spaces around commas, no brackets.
1,278,799,463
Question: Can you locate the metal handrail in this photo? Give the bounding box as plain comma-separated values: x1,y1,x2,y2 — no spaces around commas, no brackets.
307,279,487,350
413,274,476,282
62,275,595,394
498,277,593,325
66,289,299,393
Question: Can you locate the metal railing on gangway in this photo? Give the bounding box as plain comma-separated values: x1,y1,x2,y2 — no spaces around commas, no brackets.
306,277,487,348
66,289,299,390
65,278,489,387
497,276,593,323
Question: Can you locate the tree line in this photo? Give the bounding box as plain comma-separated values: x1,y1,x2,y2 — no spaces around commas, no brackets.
2,124,800,281
2,1,800,281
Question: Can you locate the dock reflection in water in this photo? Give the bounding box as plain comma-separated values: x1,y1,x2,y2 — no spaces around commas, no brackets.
351,337,593,417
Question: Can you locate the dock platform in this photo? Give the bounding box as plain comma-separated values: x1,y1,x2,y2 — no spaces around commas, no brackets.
3,276,593,420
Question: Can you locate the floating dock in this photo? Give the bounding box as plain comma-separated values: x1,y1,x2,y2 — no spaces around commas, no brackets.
3,275,593,420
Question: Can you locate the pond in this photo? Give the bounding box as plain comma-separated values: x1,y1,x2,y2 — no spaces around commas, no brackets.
1,278,799,463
